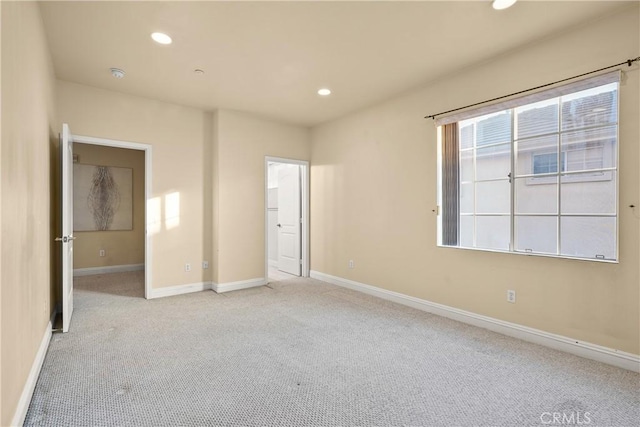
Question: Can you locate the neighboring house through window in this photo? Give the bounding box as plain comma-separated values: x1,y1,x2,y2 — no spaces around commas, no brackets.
533,152,565,175
438,72,619,261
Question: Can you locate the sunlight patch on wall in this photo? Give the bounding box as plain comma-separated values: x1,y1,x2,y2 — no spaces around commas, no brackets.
165,192,181,230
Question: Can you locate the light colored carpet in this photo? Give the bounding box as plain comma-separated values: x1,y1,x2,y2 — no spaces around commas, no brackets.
268,265,298,282
25,271,639,426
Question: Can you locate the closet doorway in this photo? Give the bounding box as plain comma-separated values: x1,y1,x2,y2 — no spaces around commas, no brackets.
264,157,309,282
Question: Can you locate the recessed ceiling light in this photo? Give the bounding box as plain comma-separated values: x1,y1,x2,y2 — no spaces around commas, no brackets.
151,32,172,45
318,88,331,96
492,0,517,10
110,68,125,79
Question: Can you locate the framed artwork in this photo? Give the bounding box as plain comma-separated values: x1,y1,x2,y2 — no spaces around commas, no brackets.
73,164,133,231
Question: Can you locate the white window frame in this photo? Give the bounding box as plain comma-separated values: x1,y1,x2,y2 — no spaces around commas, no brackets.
436,72,620,263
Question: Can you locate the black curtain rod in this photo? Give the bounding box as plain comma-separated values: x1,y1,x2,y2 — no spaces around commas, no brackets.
425,56,640,120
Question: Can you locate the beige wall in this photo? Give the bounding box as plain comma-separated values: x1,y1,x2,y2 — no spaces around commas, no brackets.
211,112,220,283
57,85,311,288
57,81,212,288
214,109,310,284
310,6,640,355
0,1,57,425
73,144,145,269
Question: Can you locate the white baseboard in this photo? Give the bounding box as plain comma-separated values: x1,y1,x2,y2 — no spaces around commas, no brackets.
310,270,640,373
73,263,144,277
212,277,266,293
11,311,55,427
148,281,212,299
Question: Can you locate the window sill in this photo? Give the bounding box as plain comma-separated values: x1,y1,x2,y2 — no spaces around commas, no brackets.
437,244,618,264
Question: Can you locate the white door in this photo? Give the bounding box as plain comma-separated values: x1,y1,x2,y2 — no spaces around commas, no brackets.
277,165,301,276
58,123,75,332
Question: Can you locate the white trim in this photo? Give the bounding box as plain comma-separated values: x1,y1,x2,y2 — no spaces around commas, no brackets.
438,244,618,264
144,145,153,299
72,134,153,299
148,281,212,299
212,277,266,293
73,263,144,277
264,157,310,282
310,270,640,373
11,311,55,427
301,162,310,277
268,259,278,267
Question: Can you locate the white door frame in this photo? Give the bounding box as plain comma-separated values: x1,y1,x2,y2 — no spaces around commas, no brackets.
265,156,309,280
60,124,75,332
72,133,153,299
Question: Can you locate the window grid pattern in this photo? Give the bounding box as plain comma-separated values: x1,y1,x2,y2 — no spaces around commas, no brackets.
456,83,618,261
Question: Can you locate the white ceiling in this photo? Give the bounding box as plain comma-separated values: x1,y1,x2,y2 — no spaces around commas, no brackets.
39,1,630,127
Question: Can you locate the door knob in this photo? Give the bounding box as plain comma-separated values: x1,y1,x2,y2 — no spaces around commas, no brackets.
277,224,282,228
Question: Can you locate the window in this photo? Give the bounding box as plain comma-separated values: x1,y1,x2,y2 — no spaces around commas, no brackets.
533,152,565,175
438,73,619,261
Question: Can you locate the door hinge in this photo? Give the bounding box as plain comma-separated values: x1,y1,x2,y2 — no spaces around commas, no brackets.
300,218,303,224
299,259,303,264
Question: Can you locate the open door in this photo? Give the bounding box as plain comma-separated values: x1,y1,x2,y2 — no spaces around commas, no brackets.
56,123,75,332
277,164,301,276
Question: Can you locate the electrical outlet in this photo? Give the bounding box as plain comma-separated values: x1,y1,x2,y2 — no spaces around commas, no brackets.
507,290,516,303
99,249,105,257
348,260,354,269
185,263,191,272
202,261,209,269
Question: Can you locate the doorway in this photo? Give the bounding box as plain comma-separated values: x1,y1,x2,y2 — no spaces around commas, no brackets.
264,157,309,283
72,142,146,297
64,131,153,304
